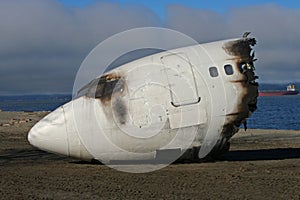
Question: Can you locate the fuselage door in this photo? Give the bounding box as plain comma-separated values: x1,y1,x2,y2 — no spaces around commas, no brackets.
161,53,206,129
161,53,200,107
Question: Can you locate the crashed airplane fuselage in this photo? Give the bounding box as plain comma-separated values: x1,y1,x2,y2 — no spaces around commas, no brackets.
28,35,258,163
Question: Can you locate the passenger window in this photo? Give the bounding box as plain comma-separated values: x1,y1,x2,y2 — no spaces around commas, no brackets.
224,64,234,75
209,67,219,77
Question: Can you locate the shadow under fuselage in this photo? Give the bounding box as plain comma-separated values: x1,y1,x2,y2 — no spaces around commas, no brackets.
1,147,300,165
222,148,300,162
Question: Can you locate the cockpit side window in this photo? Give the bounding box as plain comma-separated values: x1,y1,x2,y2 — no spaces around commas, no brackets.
224,64,234,75
95,80,106,98
95,77,124,98
209,67,219,78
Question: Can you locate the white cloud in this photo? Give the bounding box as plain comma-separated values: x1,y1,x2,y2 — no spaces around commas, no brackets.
0,1,299,94
0,0,160,94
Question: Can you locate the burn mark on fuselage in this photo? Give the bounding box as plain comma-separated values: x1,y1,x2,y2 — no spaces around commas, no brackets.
223,38,256,61
112,97,127,124
219,37,259,147
93,73,128,125
95,74,125,102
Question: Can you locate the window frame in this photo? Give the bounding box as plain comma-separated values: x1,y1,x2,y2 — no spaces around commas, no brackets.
224,64,234,75
209,66,219,78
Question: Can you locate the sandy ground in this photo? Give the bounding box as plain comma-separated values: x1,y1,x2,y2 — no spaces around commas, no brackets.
0,111,299,200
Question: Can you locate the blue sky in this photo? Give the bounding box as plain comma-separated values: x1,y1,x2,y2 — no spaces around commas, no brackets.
59,0,300,19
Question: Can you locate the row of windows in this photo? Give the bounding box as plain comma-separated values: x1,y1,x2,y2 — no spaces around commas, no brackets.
209,64,234,78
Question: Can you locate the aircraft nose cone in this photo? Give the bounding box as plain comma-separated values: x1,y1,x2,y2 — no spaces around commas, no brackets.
28,106,69,156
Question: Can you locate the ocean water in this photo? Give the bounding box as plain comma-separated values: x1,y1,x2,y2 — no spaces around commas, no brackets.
0,95,71,112
247,95,300,130
0,94,299,130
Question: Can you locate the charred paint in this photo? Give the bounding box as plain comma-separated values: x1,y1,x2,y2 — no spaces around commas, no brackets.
95,73,125,102
223,77,258,137
223,38,256,61
217,37,259,152
94,73,128,125
112,97,127,125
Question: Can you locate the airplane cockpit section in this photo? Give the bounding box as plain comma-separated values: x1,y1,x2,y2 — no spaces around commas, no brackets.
28,32,258,172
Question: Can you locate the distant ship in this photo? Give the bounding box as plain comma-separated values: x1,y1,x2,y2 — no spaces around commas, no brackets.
259,83,299,96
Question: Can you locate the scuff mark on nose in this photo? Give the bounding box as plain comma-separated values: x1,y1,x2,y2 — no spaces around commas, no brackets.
27,106,69,156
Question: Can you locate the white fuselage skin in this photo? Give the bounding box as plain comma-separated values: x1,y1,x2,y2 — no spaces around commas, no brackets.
28,37,258,163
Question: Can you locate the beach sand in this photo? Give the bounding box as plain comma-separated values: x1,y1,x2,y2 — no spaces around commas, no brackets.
0,111,299,199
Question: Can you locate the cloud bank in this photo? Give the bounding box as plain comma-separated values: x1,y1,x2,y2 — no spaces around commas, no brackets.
0,0,299,94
